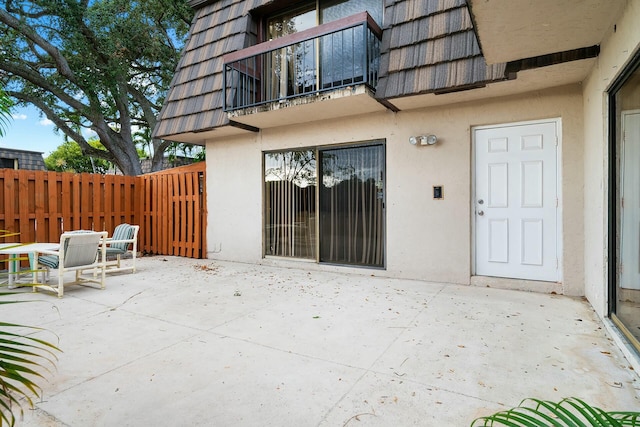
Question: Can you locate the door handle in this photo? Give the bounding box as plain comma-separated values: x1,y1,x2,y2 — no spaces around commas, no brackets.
478,210,484,216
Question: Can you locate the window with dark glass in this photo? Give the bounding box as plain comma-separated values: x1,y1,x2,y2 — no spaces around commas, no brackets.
0,158,15,169
318,0,382,89
264,141,385,267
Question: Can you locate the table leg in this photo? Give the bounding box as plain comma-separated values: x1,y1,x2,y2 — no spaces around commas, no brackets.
28,252,44,284
8,256,17,288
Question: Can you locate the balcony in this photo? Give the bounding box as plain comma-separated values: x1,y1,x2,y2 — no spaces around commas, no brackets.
223,12,385,129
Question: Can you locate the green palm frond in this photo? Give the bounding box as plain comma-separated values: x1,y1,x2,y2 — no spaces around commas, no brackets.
1,227,61,426
472,397,640,427
0,88,12,138
0,303,61,427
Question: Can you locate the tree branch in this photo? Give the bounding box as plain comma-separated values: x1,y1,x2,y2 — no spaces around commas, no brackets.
8,90,114,161
127,84,158,129
0,8,76,80
1,62,87,112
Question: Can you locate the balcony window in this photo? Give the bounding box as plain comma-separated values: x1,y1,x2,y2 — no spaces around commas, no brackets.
224,0,382,111
320,0,382,26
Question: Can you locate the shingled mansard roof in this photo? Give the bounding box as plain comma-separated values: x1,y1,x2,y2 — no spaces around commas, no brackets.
0,148,46,170
377,0,506,98
153,0,508,140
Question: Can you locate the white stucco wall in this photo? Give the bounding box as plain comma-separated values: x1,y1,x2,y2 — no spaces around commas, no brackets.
583,0,640,317
205,84,585,293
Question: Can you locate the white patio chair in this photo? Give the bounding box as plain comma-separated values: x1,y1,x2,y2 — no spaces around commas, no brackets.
103,223,139,274
36,230,108,298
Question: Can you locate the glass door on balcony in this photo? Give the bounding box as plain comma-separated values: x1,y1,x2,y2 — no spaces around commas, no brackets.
267,5,317,100
319,0,382,89
265,0,382,98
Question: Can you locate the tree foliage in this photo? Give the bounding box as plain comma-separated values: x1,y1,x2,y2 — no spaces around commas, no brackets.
0,0,194,175
44,138,112,173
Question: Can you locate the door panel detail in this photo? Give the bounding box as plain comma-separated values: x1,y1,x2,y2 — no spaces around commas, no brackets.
521,219,543,265
488,219,509,263
488,163,508,208
522,134,543,150
521,161,543,208
489,137,508,152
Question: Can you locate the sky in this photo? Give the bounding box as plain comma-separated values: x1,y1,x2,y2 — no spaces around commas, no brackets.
0,104,71,157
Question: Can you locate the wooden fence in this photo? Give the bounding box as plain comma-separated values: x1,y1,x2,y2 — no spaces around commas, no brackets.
0,162,206,259
140,163,207,258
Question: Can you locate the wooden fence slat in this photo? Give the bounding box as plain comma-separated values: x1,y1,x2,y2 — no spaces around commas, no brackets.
44,173,61,242
142,175,151,253
93,174,102,230
18,174,35,242
191,172,200,258
166,174,172,255
172,173,181,256
4,171,16,241
152,174,160,253
111,175,119,227
72,173,81,231
104,174,114,233
184,172,194,257
197,170,206,258
61,173,72,236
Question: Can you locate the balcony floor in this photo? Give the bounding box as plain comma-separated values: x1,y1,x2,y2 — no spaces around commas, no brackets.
7,256,640,426
228,85,387,130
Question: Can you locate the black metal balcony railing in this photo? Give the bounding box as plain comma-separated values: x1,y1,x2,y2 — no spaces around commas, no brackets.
223,12,382,112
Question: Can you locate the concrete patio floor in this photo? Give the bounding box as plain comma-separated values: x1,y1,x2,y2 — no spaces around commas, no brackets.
4,256,639,426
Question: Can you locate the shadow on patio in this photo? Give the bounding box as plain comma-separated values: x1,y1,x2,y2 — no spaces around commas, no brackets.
5,256,639,426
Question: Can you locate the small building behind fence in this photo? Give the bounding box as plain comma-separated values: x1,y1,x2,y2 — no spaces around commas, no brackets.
0,148,46,171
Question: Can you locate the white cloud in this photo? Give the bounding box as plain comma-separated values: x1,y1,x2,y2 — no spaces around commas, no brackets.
39,118,54,126
11,113,27,120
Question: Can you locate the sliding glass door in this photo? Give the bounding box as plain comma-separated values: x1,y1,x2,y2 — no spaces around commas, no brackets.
264,141,385,267
319,144,384,266
264,150,317,259
610,51,640,354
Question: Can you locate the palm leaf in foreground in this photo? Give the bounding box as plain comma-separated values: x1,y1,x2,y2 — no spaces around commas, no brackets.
0,296,61,427
472,397,640,427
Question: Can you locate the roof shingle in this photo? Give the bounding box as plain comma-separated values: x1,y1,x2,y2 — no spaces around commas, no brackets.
376,0,506,99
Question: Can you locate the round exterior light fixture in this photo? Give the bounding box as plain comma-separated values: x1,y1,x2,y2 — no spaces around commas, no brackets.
409,135,438,146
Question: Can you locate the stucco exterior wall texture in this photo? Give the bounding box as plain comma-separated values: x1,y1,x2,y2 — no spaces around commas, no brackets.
583,0,640,317
205,85,585,293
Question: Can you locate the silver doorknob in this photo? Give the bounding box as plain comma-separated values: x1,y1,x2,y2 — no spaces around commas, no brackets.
478,210,484,216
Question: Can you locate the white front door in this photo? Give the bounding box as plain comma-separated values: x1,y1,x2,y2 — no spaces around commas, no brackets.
474,120,559,282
